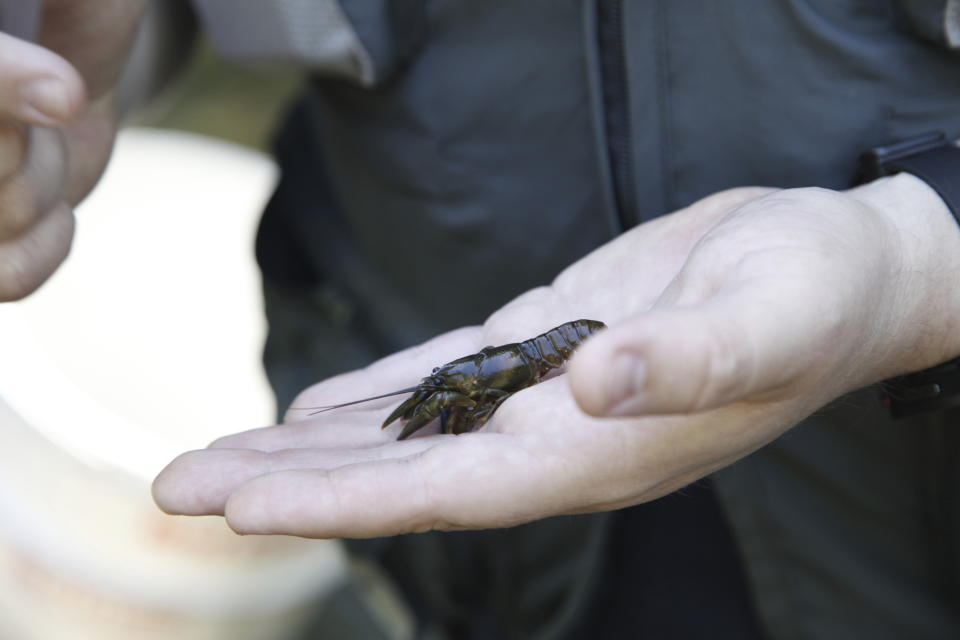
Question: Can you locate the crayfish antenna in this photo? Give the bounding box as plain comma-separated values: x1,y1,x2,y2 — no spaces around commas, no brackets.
285,386,420,416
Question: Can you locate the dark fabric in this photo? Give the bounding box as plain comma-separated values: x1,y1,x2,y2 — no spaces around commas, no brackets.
620,0,960,221
893,0,955,46
714,388,960,639
256,1,960,638
572,481,766,640
260,0,960,307
262,0,616,338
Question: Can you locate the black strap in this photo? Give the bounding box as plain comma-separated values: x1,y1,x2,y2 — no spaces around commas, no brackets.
880,359,960,418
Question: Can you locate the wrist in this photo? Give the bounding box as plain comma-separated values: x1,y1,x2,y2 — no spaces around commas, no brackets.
847,172,960,377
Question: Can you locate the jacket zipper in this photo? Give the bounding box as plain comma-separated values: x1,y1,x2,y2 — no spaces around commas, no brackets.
596,0,637,230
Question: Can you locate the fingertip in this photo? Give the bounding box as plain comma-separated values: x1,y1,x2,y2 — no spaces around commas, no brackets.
151,451,192,515
568,336,609,416
224,492,266,536
0,32,86,125
19,73,86,125
223,489,258,535
0,203,75,301
572,306,765,417
569,313,717,417
569,321,649,417
224,472,301,536
152,448,268,516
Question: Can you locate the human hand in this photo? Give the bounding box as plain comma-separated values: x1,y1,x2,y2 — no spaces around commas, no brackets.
0,0,145,300
153,176,960,537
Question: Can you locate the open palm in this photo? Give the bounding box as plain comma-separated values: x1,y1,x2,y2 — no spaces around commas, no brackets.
154,178,960,537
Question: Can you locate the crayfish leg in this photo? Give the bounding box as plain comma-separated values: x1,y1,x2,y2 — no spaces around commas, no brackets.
468,392,513,431
440,408,451,434
442,406,475,435
443,390,512,435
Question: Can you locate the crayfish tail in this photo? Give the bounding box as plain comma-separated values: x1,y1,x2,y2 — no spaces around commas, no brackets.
521,319,607,376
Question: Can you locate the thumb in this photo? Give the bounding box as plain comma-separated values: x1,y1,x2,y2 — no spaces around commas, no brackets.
569,291,820,417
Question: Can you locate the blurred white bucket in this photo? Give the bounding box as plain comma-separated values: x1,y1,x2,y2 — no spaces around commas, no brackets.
0,128,345,640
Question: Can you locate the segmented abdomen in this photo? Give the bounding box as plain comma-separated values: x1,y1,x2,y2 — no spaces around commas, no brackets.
519,319,606,377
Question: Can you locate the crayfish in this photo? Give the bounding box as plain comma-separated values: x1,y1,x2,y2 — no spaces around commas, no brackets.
306,319,606,439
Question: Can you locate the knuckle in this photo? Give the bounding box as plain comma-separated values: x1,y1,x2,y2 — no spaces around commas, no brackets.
0,122,28,180
0,210,72,301
0,182,40,239
696,320,751,409
659,317,749,413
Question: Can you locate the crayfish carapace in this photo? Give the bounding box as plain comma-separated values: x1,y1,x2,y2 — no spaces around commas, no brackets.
306,319,606,439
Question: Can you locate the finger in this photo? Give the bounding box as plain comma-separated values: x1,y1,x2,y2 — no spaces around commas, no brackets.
0,31,85,125
0,127,68,241
569,283,826,416
221,434,554,538
210,413,400,452
216,410,768,538
0,122,28,182
221,393,811,538
152,438,440,516
0,201,73,300
61,92,117,204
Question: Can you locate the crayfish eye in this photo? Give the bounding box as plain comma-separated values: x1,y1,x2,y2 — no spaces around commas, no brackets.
432,367,439,373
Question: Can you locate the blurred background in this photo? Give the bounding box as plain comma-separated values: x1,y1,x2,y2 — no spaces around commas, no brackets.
0,35,409,640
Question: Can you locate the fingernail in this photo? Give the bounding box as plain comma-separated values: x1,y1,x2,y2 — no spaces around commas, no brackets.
605,353,647,416
21,78,71,123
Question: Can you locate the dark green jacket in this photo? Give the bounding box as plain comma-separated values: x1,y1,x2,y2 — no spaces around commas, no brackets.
245,0,960,349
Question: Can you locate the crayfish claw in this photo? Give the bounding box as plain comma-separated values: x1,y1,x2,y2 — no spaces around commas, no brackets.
390,390,477,439
381,388,430,429
397,414,434,440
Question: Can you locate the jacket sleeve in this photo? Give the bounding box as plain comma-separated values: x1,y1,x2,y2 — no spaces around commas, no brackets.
189,0,376,86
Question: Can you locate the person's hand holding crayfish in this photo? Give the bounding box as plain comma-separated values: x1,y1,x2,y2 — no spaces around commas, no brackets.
154,175,960,538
